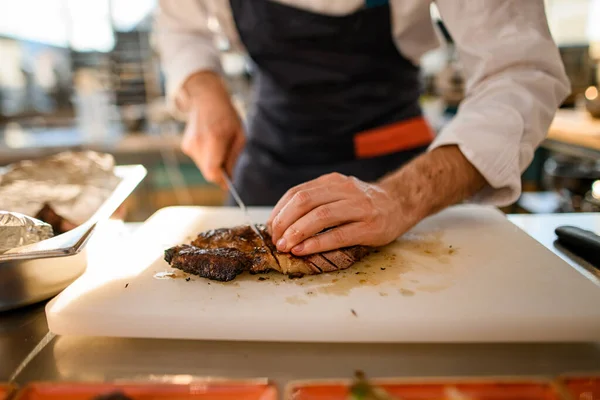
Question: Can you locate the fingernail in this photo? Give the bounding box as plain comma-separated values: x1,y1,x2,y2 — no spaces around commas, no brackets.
291,243,304,254
276,237,287,251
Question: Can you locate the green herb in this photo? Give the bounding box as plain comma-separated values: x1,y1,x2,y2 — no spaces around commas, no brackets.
349,371,399,400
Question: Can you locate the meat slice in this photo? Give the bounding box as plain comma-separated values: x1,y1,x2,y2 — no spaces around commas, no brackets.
192,225,277,273
320,249,356,270
164,245,251,282
164,224,372,281
304,254,334,272
192,225,257,249
343,246,371,261
254,229,320,277
256,225,370,277
273,252,322,277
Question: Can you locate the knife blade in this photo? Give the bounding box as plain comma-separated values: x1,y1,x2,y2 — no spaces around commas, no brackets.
221,168,269,245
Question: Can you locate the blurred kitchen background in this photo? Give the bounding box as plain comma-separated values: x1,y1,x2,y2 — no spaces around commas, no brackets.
0,0,599,221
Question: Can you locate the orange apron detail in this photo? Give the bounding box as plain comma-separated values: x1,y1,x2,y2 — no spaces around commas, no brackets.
354,116,435,159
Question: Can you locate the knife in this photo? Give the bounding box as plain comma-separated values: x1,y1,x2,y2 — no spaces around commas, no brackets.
220,168,269,246
555,225,600,268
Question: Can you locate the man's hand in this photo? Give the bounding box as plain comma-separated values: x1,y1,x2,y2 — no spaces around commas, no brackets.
267,173,406,256
179,71,245,187
267,145,487,256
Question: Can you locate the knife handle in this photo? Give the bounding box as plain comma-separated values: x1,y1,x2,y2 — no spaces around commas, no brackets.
555,225,600,254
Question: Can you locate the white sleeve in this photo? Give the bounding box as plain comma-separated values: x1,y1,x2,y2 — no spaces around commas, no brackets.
431,0,571,206
154,0,223,116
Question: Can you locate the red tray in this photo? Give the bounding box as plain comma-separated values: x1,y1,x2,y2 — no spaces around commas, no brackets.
0,384,15,400
559,376,600,399
286,378,565,400
14,382,276,400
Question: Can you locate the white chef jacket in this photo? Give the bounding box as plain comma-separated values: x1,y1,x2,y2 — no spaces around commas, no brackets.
154,0,571,206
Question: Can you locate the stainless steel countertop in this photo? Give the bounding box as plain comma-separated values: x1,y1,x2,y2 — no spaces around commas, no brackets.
2,214,600,388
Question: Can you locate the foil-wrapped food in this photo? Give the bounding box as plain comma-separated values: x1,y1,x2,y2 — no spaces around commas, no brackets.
0,212,54,253
0,151,120,252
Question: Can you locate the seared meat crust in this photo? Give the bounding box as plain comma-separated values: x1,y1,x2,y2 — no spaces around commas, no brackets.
192,225,276,273
164,224,371,281
165,245,251,282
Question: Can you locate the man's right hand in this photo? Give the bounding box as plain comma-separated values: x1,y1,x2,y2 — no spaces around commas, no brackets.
179,71,246,187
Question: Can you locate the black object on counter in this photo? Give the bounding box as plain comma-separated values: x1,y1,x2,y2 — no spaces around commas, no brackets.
92,391,133,400
555,225,600,268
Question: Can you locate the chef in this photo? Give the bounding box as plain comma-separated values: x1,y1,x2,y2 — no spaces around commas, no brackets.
156,1,570,256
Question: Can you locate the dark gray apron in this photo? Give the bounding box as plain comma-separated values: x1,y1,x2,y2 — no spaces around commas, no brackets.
228,0,431,206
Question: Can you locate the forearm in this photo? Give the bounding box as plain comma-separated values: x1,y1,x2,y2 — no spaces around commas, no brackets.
156,0,223,118
379,145,487,229
178,71,231,113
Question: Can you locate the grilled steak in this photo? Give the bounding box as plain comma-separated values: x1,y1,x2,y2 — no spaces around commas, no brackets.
164,224,371,281
165,245,252,282
191,225,275,273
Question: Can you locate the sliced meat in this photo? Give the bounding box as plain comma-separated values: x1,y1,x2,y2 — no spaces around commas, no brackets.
164,244,252,282
192,225,257,249
35,203,76,234
165,224,372,281
343,246,371,261
272,252,320,277
304,254,333,272
192,225,277,273
257,225,370,277
320,249,355,270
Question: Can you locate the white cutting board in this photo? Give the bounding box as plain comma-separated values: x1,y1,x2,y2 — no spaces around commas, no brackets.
46,205,600,342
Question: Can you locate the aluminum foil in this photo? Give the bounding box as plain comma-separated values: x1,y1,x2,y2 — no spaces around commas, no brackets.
0,151,121,231
0,211,54,253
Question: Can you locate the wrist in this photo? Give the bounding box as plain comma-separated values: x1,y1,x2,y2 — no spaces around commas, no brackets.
378,176,429,235
178,70,229,113
379,145,486,228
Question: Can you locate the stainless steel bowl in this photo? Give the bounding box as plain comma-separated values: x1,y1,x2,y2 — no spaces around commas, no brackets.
0,165,146,312
0,249,88,312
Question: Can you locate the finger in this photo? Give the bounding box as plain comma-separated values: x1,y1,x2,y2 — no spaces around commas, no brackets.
267,173,348,233
181,123,216,182
225,129,246,177
276,200,368,252
270,184,351,244
291,222,366,255
201,132,234,187
181,127,206,175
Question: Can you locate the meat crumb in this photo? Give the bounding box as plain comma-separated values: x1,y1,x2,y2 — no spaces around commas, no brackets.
351,309,357,317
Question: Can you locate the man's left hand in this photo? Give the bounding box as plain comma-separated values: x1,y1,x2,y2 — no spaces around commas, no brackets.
267,173,405,256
